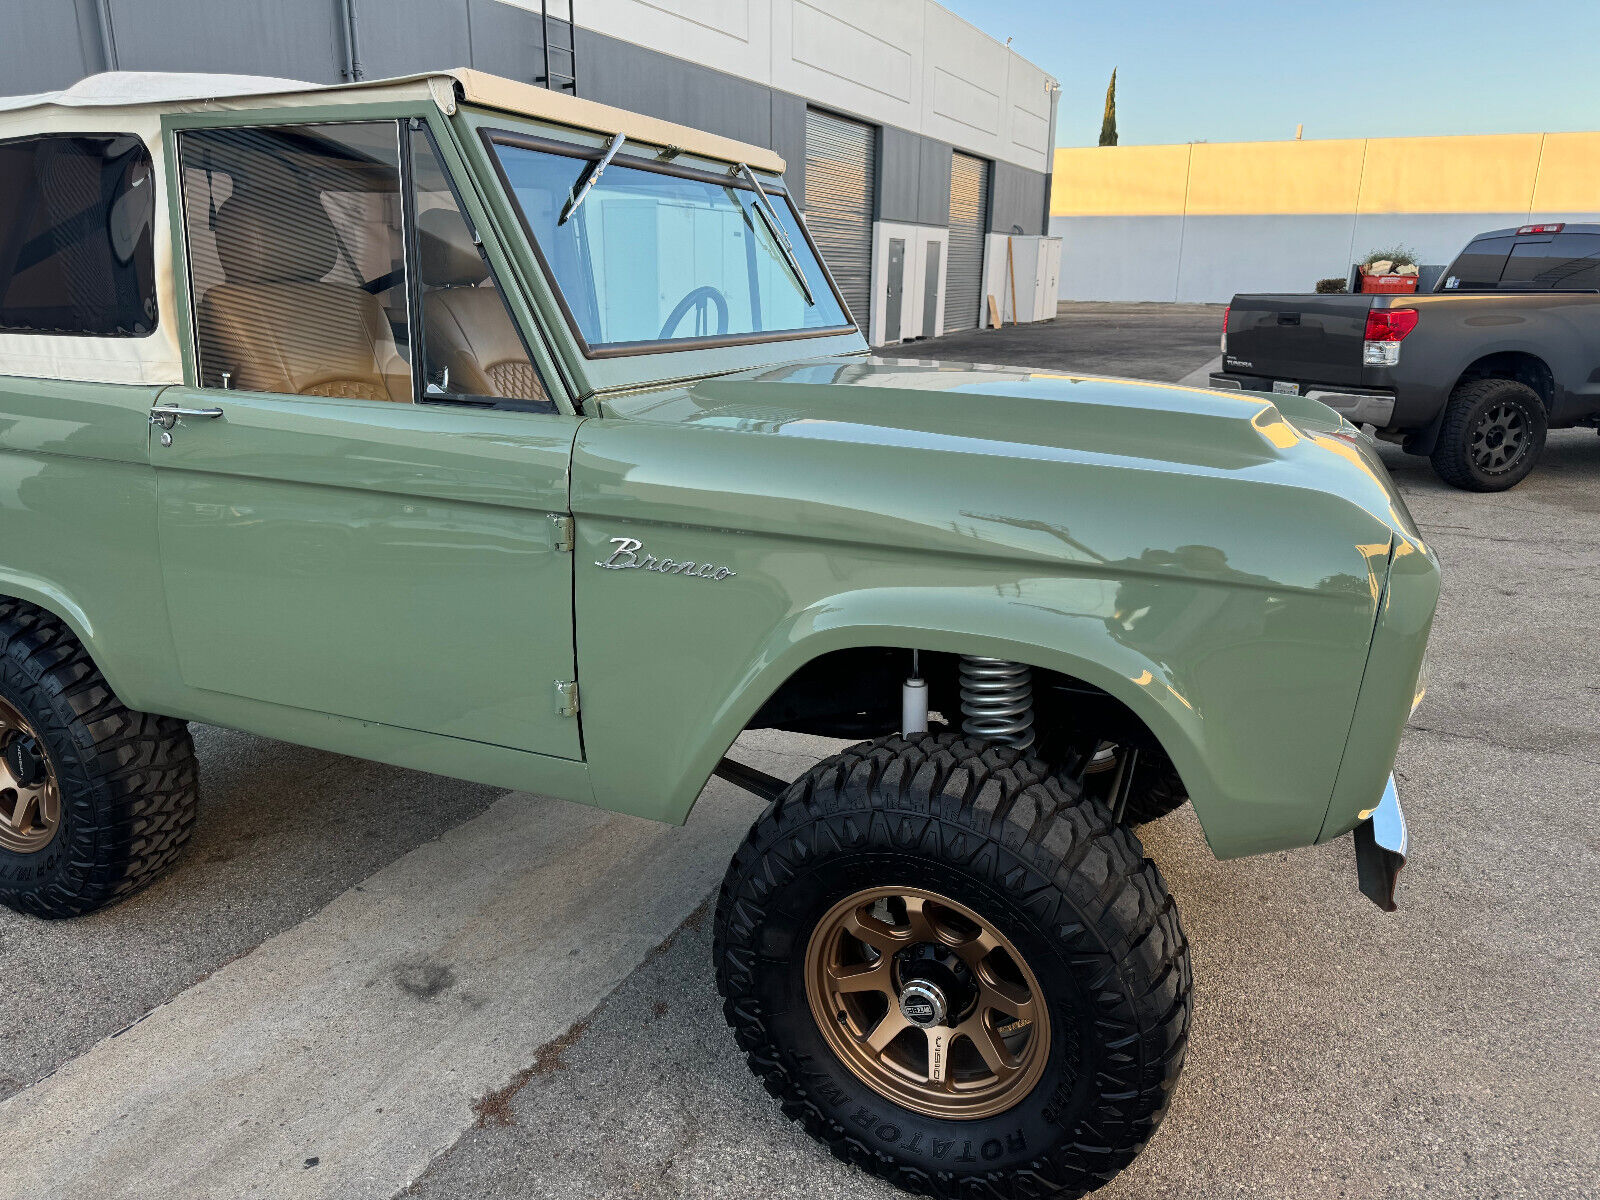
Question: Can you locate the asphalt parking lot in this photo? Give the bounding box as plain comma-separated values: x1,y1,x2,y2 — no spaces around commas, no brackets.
2,302,1595,1200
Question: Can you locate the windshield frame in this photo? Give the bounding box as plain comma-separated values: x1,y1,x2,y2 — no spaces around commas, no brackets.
480,128,857,359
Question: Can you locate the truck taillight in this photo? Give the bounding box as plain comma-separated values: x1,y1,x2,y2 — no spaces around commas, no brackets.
1363,307,1418,366
1364,308,1419,341
1517,222,1564,235
1221,304,1230,353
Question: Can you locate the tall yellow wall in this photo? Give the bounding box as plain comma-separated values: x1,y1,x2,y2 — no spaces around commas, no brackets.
1187,138,1368,215
1052,131,1600,218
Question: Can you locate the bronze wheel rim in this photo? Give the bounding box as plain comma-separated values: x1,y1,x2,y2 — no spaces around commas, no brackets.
0,696,60,854
804,885,1051,1120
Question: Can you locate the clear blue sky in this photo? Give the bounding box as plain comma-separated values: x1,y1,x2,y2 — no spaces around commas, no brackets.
939,0,1600,147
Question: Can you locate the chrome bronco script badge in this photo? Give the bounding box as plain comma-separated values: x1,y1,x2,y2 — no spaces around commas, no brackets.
595,537,736,581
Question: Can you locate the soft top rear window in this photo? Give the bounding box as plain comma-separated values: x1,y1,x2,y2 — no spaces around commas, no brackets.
486,134,852,356
0,134,157,337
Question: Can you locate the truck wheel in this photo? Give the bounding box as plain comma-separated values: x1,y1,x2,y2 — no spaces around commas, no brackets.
715,733,1191,1198
0,603,198,919
1430,377,1546,491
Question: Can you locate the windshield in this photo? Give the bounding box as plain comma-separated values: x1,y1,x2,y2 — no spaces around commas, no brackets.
488,137,852,353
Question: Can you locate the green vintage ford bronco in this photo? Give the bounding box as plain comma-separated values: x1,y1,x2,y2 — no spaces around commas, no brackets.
0,70,1435,1197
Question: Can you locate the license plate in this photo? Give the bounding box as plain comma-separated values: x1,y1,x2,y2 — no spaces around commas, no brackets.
1272,380,1300,396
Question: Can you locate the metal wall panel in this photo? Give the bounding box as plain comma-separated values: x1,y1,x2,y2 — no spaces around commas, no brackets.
945,150,989,332
769,91,808,208
989,160,1047,235
464,0,549,85
0,1,101,93
917,138,953,228
877,125,920,226
103,0,345,82
577,27,776,157
805,108,877,330
351,0,472,80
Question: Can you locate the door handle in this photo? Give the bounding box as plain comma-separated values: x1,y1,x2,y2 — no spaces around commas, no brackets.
1276,312,1301,326
150,403,224,431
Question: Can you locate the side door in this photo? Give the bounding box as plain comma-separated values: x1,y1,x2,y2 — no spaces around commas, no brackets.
153,115,583,759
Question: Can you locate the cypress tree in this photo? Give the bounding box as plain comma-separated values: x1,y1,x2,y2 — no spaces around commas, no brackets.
1099,68,1118,147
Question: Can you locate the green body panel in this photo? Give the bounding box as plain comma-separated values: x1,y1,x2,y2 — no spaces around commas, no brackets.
0,378,176,693
0,372,597,801
150,387,583,758
0,90,1439,868
1319,536,1439,843
574,358,1434,858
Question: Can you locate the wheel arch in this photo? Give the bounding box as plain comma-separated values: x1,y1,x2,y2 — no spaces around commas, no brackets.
1412,346,1556,455
637,592,1218,842
0,574,101,660
0,574,163,716
1452,349,1555,408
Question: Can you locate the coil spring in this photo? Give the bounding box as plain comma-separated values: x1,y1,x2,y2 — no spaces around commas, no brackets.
958,656,1035,750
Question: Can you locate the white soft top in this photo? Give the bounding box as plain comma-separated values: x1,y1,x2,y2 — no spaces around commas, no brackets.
0,69,784,387
0,71,319,113
0,69,784,172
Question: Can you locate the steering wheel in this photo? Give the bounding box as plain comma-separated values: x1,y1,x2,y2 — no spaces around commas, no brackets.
658,285,730,340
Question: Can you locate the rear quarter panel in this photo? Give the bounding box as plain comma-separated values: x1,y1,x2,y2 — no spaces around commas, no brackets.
1376,292,1600,427
0,377,180,708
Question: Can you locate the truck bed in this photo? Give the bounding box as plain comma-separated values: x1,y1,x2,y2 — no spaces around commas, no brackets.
1222,293,1379,389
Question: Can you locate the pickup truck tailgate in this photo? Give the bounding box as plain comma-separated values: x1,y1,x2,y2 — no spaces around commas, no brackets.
1226,294,1373,387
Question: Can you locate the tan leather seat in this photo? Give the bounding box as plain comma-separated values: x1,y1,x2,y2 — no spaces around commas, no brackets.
417,207,543,401
197,185,410,402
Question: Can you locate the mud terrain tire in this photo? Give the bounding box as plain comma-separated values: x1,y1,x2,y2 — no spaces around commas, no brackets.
0,602,198,919
1430,376,1546,491
714,732,1191,1199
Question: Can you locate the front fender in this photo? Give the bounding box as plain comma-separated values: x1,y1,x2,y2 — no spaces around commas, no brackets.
575,525,1381,859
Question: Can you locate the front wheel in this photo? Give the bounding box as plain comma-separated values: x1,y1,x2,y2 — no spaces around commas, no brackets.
1430,377,1546,491
714,733,1191,1198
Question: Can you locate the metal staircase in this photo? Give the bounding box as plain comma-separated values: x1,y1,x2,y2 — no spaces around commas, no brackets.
534,0,577,93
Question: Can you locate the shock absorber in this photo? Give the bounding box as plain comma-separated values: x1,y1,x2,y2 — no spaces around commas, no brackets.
958,656,1035,750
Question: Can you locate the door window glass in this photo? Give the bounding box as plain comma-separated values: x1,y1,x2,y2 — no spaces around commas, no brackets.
410,129,547,405
178,122,412,401
0,134,157,337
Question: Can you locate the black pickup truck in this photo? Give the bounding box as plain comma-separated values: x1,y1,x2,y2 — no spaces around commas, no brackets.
1212,223,1600,490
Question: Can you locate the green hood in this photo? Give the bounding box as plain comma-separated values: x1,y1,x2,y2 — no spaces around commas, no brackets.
580,355,1421,602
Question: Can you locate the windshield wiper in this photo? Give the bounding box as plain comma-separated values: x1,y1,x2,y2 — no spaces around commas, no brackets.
559,132,626,225
735,162,815,306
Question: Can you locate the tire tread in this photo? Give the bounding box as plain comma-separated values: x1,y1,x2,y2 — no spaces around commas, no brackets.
1430,376,1546,492
714,732,1191,1200
0,600,198,919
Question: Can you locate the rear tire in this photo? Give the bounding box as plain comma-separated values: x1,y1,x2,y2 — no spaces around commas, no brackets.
0,602,198,919
715,732,1191,1199
1430,377,1546,491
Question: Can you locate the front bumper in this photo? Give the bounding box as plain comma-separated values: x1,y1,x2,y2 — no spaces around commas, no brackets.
1353,775,1408,911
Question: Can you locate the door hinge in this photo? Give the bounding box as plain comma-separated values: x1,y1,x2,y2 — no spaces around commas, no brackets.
550,513,575,553
555,679,579,718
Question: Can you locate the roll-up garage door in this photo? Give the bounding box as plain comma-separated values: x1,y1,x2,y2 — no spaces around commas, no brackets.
804,109,876,330
945,151,990,333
